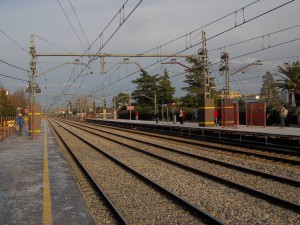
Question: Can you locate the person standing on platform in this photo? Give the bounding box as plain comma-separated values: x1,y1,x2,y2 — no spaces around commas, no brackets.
192,109,198,122
16,113,25,135
135,111,139,120
179,109,183,124
214,108,219,126
279,105,288,128
182,110,185,124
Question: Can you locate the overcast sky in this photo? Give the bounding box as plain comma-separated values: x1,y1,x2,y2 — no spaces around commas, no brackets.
0,0,299,108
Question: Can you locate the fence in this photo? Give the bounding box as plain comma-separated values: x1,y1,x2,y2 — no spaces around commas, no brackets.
221,102,239,128
0,116,15,140
246,102,266,127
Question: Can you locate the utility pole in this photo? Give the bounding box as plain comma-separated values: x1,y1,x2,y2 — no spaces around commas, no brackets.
198,31,215,127
129,95,131,120
28,34,42,138
154,92,158,123
219,52,230,98
161,31,214,127
29,34,36,103
202,31,210,99
219,52,262,98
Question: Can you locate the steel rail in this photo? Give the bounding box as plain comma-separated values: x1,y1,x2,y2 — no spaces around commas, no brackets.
51,118,225,225
48,119,129,225
78,120,300,187
62,119,300,213
84,120,300,165
88,119,300,153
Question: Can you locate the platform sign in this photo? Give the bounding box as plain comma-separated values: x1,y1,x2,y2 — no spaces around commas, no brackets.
126,105,134,110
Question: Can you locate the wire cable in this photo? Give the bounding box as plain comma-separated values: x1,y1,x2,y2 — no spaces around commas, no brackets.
138,0,262,55
209,24,300,52
35,35,74,53
0,28,28,53
0,72,29,82
68,0,91,48
87,0,296,104
0,59,29,72
57,0,87,51
231,36,300,60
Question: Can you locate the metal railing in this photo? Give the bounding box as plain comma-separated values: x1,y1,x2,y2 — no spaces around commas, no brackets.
0,116,16,140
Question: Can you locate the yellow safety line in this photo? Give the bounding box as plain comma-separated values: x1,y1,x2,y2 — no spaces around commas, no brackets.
198,122,215,124
28,112,42,115
43,123,52,225
198,106,215,109
28,130,41,133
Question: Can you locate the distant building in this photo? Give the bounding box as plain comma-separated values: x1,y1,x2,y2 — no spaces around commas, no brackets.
219,91,260,103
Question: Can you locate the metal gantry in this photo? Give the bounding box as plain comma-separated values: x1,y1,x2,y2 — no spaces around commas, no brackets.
219,52,263,99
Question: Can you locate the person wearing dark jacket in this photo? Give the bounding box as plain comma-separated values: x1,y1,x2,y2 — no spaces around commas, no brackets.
16,113,25,135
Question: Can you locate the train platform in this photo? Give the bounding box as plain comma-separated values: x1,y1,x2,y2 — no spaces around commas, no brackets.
86,118,300,151
0,119,96,225
86,118,300,136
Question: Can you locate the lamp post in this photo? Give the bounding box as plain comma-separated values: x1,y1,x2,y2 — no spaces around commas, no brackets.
113,94,131,120
89,95,106,119
140,93,158,123
219,52,263,99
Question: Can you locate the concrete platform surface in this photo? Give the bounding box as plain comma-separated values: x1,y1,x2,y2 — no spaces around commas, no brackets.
0,120,96,225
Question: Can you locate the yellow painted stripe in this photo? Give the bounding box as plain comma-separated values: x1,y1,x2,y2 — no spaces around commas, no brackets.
43,123,52,225
28,130,41,132
28,113,42,115
198,107,215,109
198,121,215,124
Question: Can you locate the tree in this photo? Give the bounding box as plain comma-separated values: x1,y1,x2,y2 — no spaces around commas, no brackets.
113,92,130,109
157,69,175,104
275,61,300,107
131,69,160,106
0,86,15,116
9,88,27,111
259,72,281,108
181,56,216,107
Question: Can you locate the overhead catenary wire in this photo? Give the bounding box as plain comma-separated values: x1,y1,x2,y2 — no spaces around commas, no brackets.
0,28,28,53
35,35,74,54
57,0,87,51
89,0,296,99
231,37,300,60
49,0,297,108
68,0,91,48
137,0,262,56
45,0,265,107
0,72,29,82
209,24,300,53
261,55,300,62
49,0,145,106
140,1,297,71
0,58,29,73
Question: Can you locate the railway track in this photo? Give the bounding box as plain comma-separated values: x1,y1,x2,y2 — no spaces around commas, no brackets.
83,120,300,165
49,118,223,225
80,119,300,177
50,117,300,224
84,118,300,152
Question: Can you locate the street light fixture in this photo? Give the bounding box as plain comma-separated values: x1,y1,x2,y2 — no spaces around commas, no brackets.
140,93,158,123
220,53,263,98
113,94,131,120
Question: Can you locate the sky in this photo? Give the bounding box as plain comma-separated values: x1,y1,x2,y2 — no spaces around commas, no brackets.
0,0,299,109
